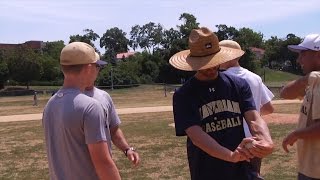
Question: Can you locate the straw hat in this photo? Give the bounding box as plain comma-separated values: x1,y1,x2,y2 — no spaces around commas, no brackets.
169,27,244,71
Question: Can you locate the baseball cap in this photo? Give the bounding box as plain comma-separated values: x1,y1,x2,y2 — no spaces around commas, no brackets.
288,34,320,53
60,42,106,66
95,52,107,66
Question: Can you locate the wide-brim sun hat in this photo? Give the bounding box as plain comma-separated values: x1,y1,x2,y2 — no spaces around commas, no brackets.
169,27,244,71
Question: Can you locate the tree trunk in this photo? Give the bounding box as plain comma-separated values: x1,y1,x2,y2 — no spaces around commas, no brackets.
0,83,4,90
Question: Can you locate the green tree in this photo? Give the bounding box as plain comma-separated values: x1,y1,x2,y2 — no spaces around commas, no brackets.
7,47,43,89
281,34,301,72
239,48,259,72
40,56,61,81
42,40,65,61
100,27,129,64
69,29,100,51
215,24,239,41
235,27,264,49
129,22,164,53
178,13,200,39
263,36,283,68
0,51,9,89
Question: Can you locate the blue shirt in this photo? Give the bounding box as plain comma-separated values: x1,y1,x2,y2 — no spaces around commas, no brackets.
173,72,256,180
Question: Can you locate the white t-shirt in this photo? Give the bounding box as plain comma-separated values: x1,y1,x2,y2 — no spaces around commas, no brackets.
224,67,274,136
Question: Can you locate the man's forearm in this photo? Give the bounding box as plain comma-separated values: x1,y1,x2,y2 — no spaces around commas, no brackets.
245,110,273,145
280,76,308,99
111,127,130,151
260,102,274,116
295,121,320,139
186,125,235,162
249,117,273,143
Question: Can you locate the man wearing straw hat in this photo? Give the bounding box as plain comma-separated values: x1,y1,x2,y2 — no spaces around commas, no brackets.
170,27,274,180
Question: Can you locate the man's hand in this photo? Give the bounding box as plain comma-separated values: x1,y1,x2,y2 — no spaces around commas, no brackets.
230,149,250,163
247,138,274,158
126,149,140,166
237,137,256,160
282,131,298,153
238,137,273,158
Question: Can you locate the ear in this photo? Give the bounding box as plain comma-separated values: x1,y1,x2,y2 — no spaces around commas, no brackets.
81,64,91,74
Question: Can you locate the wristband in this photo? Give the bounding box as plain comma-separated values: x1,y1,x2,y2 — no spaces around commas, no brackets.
124,147,135,157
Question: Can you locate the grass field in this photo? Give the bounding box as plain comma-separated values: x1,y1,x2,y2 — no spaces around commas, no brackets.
0,85,173,116
259,68,301,87
0,84,302,179
0,112,298,180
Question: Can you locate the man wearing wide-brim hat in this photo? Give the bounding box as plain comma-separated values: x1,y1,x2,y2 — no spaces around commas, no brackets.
170,27,274,180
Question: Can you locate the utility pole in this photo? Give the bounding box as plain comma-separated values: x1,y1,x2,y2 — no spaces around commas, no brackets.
110,66,114,90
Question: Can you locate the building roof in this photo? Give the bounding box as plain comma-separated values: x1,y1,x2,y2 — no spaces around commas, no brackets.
0,41,44,50
249,47,265,54
116,52,136,59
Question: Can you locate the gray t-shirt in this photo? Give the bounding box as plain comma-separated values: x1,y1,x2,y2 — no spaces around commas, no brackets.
84,87,121,153
43,88,106,180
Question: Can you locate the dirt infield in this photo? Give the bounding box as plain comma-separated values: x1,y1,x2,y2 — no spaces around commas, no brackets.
262,113,298,124
0,101,300,124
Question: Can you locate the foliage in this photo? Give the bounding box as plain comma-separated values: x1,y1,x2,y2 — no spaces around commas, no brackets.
235,27,264,49
40,56,61,81
2,12,305,86
215,24,239,40
69,29,100,52
100,27,129,64
7,47,43,89
239,48,260,72
0,52,10,89
129,22,164,53
42,40,65,61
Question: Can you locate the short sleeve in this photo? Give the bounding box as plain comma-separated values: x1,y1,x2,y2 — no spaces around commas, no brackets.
173,91,201,136
83,101,107,144
105,94,121,128
260,83,274,106
239,79,256,113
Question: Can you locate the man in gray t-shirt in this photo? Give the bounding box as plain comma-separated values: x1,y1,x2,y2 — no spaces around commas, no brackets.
84,52,140,165
43,42,121,180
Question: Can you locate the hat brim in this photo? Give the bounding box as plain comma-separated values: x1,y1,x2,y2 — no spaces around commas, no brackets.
169,47,244,71
288,45,308,53
96,60,107,66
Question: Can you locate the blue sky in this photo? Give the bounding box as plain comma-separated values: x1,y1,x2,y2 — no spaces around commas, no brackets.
0,0,319,52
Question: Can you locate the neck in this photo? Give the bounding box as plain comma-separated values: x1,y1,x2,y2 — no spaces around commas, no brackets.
227,59,240,68
195,71,219,81
85,85,94,91
63,76,86,92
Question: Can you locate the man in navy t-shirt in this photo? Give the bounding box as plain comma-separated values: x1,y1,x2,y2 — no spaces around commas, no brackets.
169,27,274,180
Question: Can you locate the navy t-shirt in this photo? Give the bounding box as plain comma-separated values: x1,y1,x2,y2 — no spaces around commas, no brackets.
173,72,256,180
